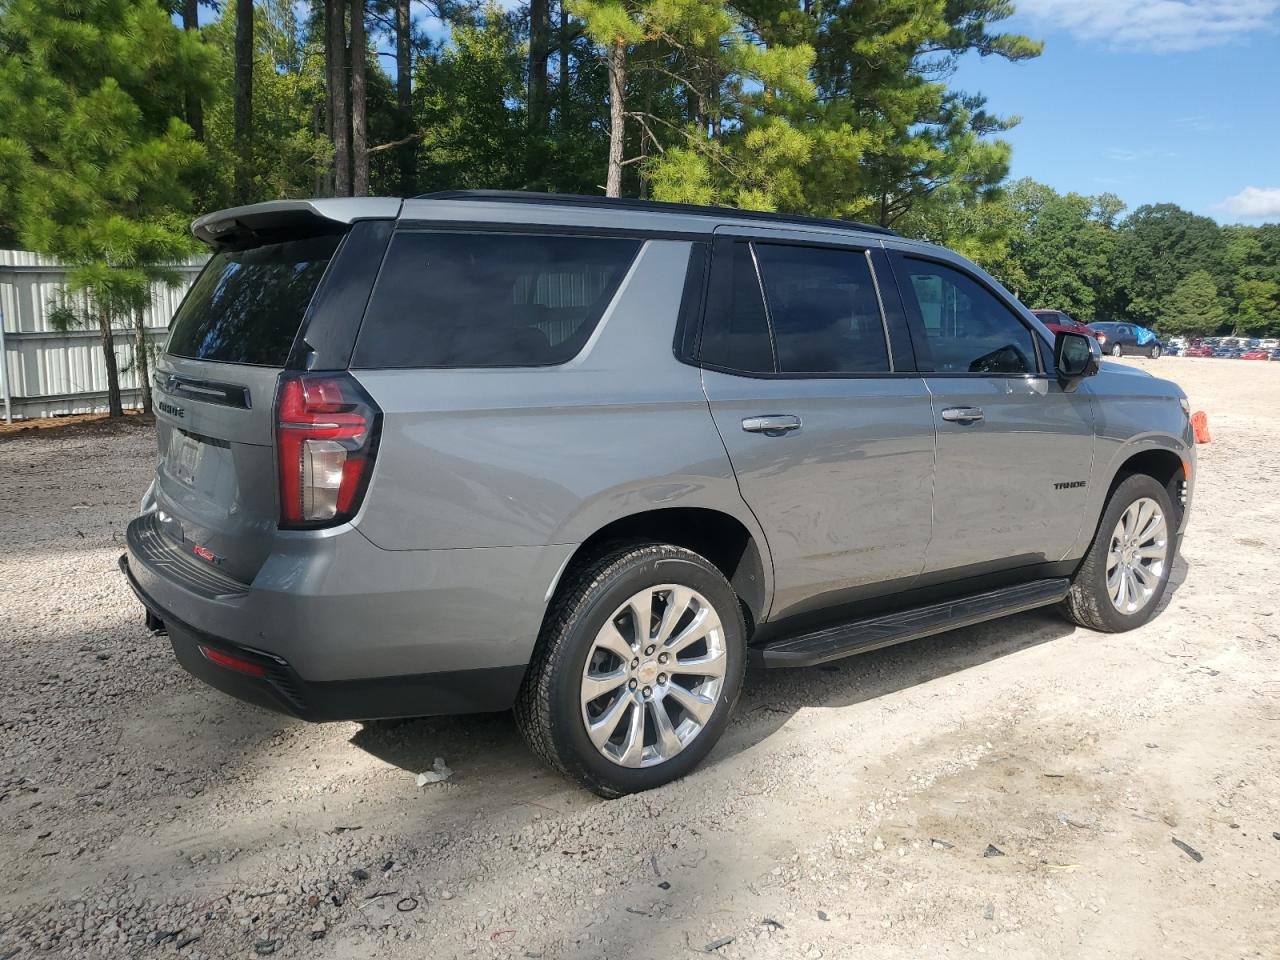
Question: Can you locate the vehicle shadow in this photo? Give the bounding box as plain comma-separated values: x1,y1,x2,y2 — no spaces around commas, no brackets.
353,555,1192,786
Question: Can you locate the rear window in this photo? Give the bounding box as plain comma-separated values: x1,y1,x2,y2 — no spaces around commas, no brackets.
351,232,641,368
166,234,342,366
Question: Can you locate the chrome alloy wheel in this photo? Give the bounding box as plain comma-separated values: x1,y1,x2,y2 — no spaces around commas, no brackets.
1107,497,1169,614
579,585,727,768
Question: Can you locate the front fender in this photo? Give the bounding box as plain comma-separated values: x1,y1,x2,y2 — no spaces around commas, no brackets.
1066,384,1195,560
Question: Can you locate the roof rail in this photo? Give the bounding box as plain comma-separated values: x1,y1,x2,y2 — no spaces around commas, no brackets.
414,190,899,237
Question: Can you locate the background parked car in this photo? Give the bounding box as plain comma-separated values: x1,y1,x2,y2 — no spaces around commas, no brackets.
1241,348,1270,360
1183,344,1215,358
1031,309,1098,339
1089,321,1164,358
1270,348,1280,361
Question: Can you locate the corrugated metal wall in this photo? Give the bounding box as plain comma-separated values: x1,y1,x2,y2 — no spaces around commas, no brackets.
0,250,207,421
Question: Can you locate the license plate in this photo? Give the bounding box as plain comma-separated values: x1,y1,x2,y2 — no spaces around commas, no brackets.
171,435,202,486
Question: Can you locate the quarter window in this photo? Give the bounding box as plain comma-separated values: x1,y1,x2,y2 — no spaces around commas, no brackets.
352,232,641,368
898,258,1038,375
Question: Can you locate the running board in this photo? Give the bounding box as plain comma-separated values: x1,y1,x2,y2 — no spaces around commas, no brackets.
752,578,1071,668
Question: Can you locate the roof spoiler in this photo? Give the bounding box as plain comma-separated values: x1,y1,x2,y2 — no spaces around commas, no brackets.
192,198,403,251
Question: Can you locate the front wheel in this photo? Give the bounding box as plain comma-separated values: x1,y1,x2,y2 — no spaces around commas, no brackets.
1148,344,1162,359
1110,343,1124,357
1060,474,1177,632
515,544,746,797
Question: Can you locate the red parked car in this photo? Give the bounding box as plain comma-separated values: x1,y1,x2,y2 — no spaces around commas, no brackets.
1032,310,1102,343
1184,344,1216,358
1241,349,1270,360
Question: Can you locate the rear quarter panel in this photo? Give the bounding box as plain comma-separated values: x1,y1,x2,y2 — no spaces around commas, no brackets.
351,239,770,590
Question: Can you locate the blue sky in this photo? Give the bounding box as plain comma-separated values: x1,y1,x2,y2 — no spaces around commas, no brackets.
950,0,1280,223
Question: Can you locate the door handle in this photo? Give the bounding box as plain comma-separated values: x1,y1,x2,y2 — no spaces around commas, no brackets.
941,406,984,424
742,414,802,435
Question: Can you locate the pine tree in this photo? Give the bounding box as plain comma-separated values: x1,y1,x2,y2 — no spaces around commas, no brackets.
1164,271,1227,338
0,0,209,417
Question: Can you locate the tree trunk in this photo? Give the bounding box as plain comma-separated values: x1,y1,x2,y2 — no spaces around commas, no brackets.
529,0,550,132
326,0,351,196
233,0,254,203
527,0,551,186
182,0,204,141
605,38,625,198
134,306,152,416
559,0,570,124
395,0,414,195
99,311,123,419
350,0,368,196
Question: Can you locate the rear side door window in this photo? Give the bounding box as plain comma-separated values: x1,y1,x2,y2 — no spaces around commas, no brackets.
753,244,890,374
352,231,642,368
895,258,1039,375
698,239,892,375
698,241,775,374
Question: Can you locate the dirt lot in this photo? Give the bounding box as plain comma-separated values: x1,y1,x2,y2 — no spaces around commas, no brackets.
2,356,1278,960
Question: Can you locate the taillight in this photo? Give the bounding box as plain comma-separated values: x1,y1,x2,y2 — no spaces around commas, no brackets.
276,372,381,528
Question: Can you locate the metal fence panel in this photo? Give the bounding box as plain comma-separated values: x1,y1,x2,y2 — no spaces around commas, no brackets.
0,249,208,421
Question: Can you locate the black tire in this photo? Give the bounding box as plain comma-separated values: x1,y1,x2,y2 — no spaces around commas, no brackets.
1060,473,1177,632
1148,344,1162,359
1110,343,1124,357
514,543,746,798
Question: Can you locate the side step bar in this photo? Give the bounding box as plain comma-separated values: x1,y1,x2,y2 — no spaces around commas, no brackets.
752,578,1071,668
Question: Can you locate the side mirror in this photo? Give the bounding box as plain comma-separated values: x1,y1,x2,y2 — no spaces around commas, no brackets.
1054,331,1100,392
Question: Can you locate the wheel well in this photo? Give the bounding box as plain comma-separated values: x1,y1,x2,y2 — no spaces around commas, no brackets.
1109,449,1186,519
555,508,767,634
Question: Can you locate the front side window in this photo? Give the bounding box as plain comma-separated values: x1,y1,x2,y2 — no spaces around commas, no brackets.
352,232,641,368
899,258,1038,375
753,244,890,374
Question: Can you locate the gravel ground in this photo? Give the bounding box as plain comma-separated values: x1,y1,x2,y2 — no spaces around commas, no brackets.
2,357,1278,960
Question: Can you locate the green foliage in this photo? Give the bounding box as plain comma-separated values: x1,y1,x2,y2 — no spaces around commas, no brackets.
5,0,1277,349
0,0,208,265
200,1,332,204
1111,204,1227,326
942,180,1280,337
0,0,209,413
1163,271,1227,338
416,9,532,192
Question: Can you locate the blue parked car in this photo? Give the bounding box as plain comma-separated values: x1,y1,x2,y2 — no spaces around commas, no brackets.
1088,322,1164,359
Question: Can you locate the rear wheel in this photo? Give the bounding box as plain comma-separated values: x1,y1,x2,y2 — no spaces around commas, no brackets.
1060,474,1176,632
1110,343,1124,357
515,544,746,797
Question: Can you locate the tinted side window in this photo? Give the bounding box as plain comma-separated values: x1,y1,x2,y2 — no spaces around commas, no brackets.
754,244,889,374
699,242,774,374
352,232,641,368
166,234,342,366
899,258,1038,375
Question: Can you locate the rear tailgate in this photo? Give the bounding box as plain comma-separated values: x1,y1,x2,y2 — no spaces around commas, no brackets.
147,203,396,585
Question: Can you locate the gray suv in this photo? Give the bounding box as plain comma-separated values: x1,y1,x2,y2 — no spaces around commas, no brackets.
121,191,1195,796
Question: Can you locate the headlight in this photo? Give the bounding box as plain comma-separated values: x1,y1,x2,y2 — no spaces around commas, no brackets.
1179,398,1190,415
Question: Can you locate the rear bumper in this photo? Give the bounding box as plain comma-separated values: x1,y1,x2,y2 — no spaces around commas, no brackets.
121,554,526,720
120,512,574,720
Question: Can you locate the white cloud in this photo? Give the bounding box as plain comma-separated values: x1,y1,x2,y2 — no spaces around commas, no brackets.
1219,186,1280,219
1019,0,1280,52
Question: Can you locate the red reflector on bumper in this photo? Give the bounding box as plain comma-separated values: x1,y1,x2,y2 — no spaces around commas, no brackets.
199,644,266,678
